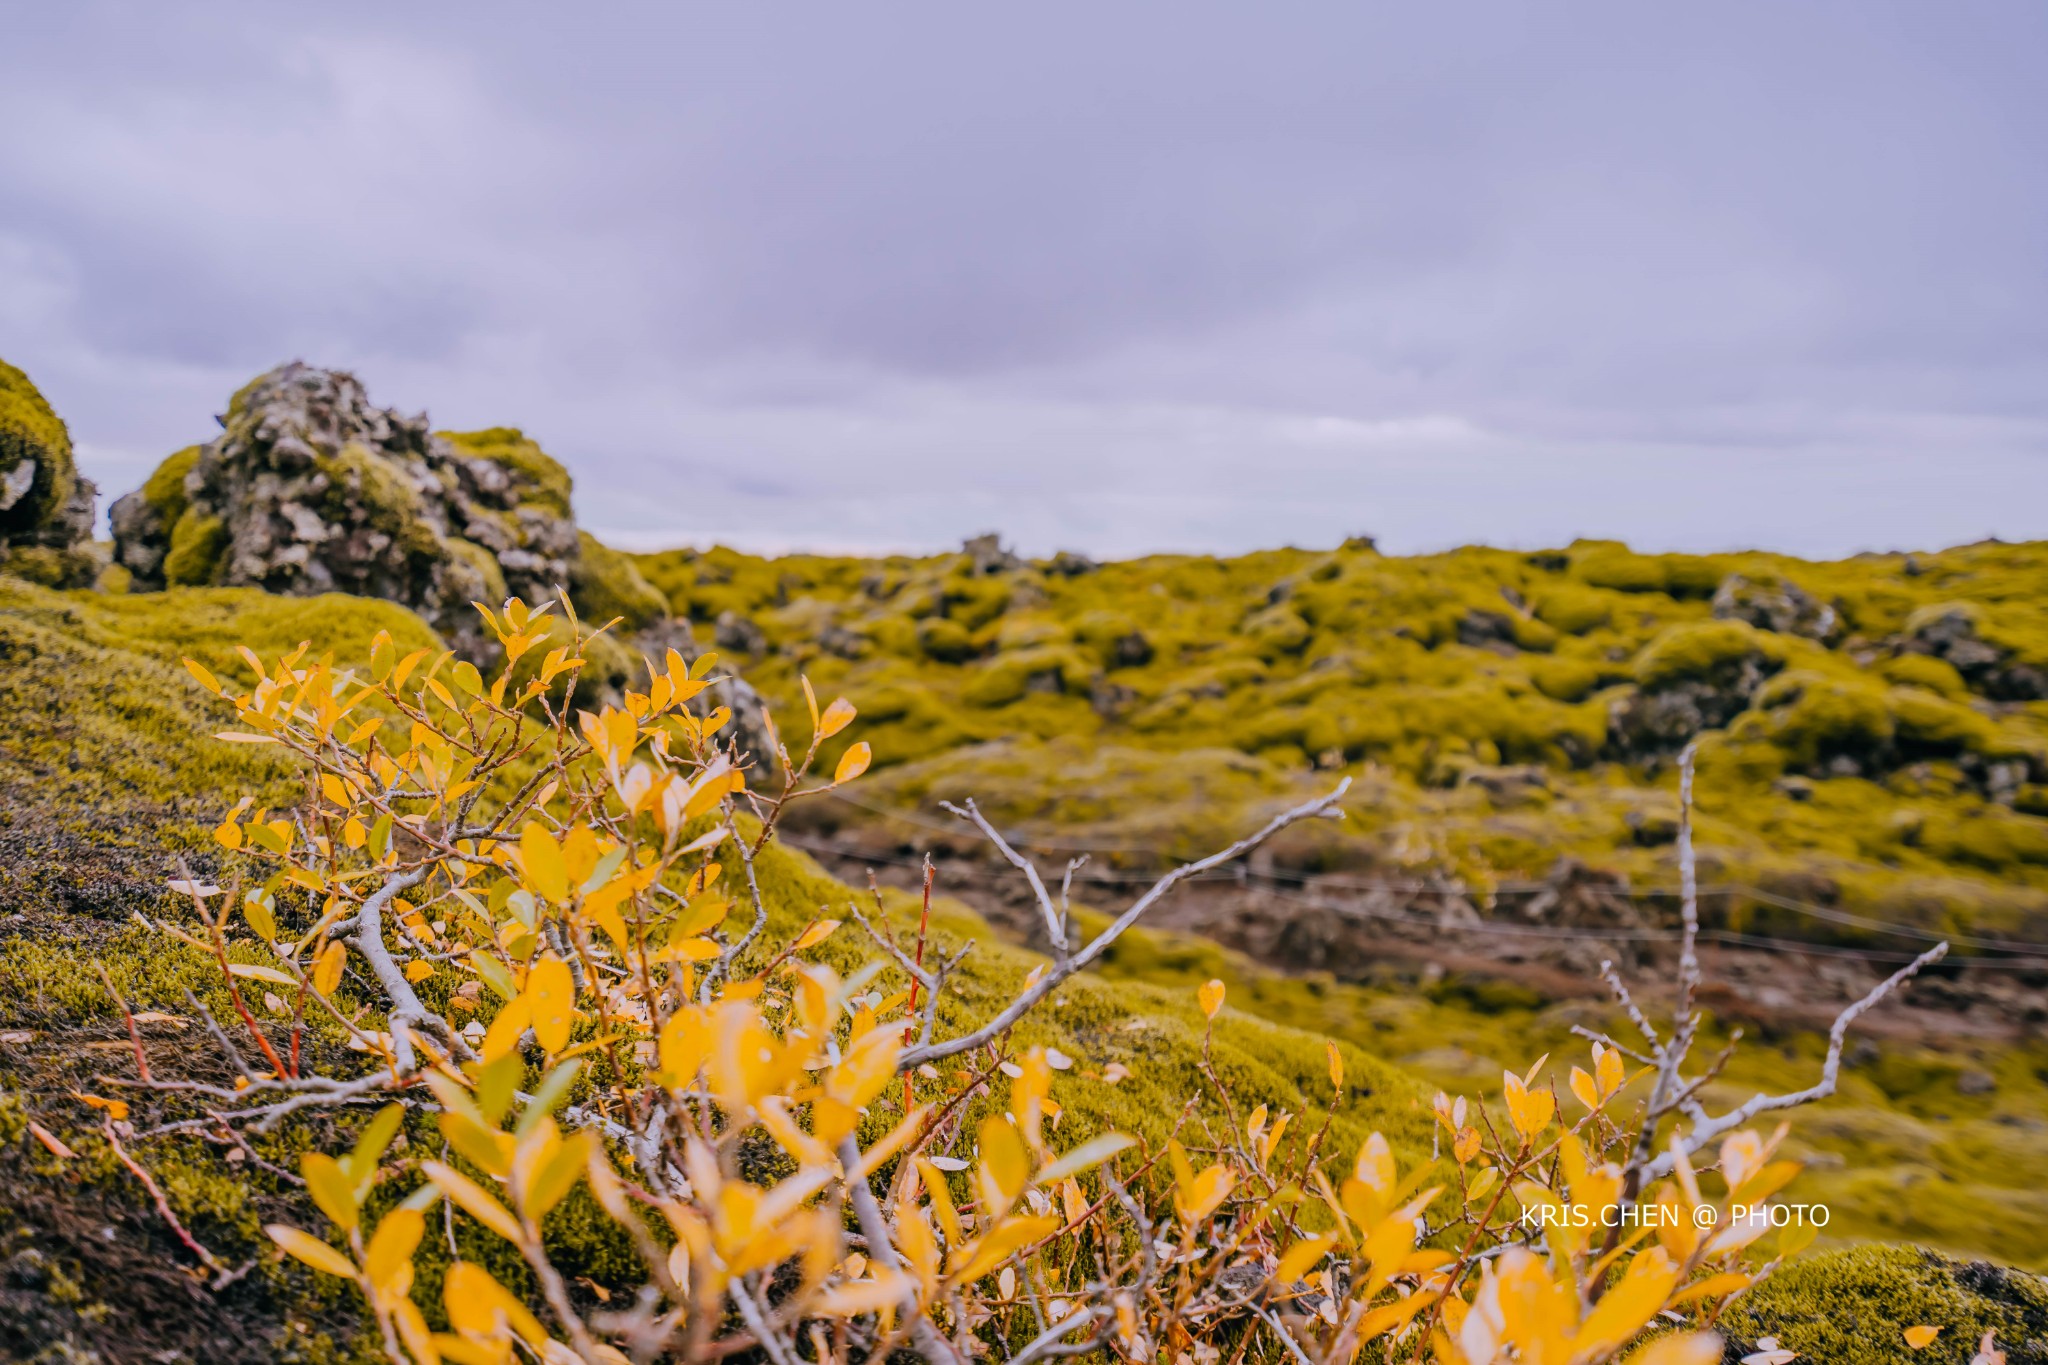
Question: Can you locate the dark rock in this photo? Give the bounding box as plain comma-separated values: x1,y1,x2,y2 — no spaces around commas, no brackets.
1046,550,1098,576
817,622,865,659
714,610,768,656
962,533,1021,575
1457,610,1520,651
1892,605,2048,701
1713,572,1839,640
1108,630,1154,669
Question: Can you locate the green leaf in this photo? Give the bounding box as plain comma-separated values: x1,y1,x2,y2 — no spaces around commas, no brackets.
475,1051,525,1126
345,1103,405,1196
516,1060,582,1139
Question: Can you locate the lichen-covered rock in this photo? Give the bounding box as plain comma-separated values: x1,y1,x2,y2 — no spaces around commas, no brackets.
1607,619,1785,757
108,363,649,659
1713,571,1838,640
1895,603,2048,701
0,358,97,588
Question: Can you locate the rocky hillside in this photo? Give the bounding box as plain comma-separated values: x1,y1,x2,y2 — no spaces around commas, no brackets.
630,536,2048,966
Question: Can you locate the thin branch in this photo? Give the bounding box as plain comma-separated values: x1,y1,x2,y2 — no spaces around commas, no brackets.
941,798,1068,956
902,779,1350,1069
1639,941,1948,1179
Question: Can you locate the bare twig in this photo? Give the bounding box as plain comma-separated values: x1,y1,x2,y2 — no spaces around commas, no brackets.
942,798,1069,956
903,779,1350,1069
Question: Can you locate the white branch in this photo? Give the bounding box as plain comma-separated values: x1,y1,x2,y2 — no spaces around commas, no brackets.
942,797,1069,956
902,780,1349,1069
1638,941,1947,1180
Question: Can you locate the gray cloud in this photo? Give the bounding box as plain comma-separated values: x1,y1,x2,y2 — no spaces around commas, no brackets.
3,1,2045,558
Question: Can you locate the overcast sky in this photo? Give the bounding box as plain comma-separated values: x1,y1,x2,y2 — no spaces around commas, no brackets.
4,4,2045,560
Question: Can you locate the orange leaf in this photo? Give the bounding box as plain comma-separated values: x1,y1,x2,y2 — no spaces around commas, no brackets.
1905,1327,1943,1351
818,697,857,739
833,742,872,784
1198,979,1226,1019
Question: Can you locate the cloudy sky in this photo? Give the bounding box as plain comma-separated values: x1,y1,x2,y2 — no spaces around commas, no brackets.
4,3,2044,559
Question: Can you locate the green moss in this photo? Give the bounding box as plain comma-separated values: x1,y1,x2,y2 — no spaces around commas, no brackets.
1532,586,1613,634
960,646,1090,708
163,511,228,586
319,443,431,552
1530,657,1605,702
1738,670,1896,770
1879,653,1970,698
0,356,78,540
1726,1245,2048,1365
142,445,202,522
444,533,509,605
2,544,98,588
918,616,977,662
1890,687,1996,754
569,531,668,631
1243,604,1313,657
1634,619,1782,688
439,427,575,518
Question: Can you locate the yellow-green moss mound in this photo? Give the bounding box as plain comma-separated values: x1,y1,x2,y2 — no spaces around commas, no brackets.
0,357,97,588
1726,1244,2048,1364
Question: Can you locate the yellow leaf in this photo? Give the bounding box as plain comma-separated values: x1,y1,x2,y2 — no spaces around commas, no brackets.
1905,1326,1943,1351
365,1207,424,1291
182,658,223,694
302,1153,361,1232
1622,1334,1725,1365
423,1160,525,1243
444,1260,548,1344
228,962,295,985
950,1214,1058,1285
801,674,820,732
1326,1041,1343,1091
1502,1070,1555,1141
404,960,435,983
214,821,244,850
266,1223,359,1279
313,941,348,996
818,697,857,739
518,822,569,903
528,956,575,1054
1198,979,1226,1019
1276,1233,1337,1284
1570,1066,1601,1112
792,919,841,951
978,1115,1031,1207
70,1091,130,1121
675,896,730,937
1033,1133,1134,1186
833,742,872,784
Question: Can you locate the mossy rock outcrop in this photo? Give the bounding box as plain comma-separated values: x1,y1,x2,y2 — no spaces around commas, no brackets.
107,364,663,660
0,358,97,588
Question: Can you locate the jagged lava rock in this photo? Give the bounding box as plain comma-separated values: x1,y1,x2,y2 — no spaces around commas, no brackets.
110,364,605,657
0,358,97,588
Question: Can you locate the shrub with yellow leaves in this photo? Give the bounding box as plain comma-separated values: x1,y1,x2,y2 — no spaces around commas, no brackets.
108,603,1943,1364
